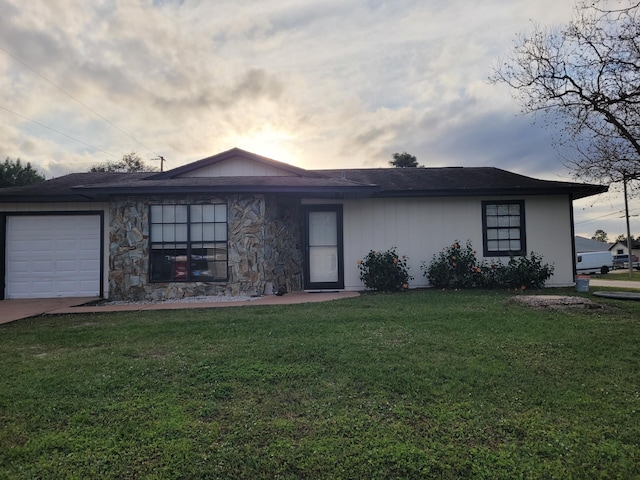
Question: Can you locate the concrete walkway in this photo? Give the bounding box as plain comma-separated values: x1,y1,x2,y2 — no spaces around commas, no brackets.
1,278,638,325
0,291,361,325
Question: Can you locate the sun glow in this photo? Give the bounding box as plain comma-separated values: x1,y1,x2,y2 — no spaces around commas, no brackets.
227,128,299,166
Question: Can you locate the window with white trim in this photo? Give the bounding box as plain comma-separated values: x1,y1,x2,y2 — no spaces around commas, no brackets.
482,201,526,256
149,204,228,282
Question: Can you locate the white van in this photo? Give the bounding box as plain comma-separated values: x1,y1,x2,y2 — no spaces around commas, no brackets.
576,251,612,275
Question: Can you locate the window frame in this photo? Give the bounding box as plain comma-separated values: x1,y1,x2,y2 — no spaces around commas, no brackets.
481,200,526,257
149,203,228,282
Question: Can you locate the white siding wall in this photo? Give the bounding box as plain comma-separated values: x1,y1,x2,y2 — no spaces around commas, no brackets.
179,157,292,177
305,195,574,290
0,202,110,298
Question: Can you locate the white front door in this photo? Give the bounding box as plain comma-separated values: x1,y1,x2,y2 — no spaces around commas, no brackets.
6,215,101,299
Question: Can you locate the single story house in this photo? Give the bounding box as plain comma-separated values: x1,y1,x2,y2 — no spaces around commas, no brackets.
609,239,640,258
0,148,607,300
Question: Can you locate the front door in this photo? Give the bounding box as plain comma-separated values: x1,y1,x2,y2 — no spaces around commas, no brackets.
304,205,344,289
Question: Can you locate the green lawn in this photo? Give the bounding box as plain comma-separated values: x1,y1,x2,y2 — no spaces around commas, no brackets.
1,290,639,479
601,270,640,281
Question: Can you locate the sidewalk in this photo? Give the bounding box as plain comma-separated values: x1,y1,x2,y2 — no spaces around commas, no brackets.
0,291,361,324
589,278,640,289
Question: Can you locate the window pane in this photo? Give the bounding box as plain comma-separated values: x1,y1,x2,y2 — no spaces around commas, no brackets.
203,224,215,240
215,204,227,221
487,240,499,251
309,246,338,283
487,229,498,240
163,224,175,241
509,217,520,227
175,205,188,223
163,206,175,223
498,229,510,239
175,224,188,242
191,205,202,223
498,240,510,250
203,205,216,222
498,216,510,227
485,205,497,215
151,205,163,223
509,228,520,239
151,224,162,241
215,223,227,241
309,212,337,246
191,223,203,241
486,216,498,227
498,205,509,215
510,240,521,250
509,204,520,215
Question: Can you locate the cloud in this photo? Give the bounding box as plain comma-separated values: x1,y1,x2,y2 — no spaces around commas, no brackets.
2,0,635,235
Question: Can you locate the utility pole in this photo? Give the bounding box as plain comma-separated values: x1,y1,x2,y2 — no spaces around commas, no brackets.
153,156,166,172
623,176,634,277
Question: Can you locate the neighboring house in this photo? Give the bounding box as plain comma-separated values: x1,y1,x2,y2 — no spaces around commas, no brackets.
609,240,640,258
574,236,611,253
0,148,607,300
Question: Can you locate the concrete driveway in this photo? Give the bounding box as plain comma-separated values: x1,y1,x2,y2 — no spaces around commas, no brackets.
0,297,101,324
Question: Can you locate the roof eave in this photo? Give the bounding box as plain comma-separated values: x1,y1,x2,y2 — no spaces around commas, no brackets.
71,185,380,197
0,194,100,203
373,185,608,199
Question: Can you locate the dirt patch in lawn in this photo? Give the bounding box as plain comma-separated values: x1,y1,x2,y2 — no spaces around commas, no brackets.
508,295,603,309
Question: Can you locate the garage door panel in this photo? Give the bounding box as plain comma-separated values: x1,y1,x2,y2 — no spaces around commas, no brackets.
6,215,101,299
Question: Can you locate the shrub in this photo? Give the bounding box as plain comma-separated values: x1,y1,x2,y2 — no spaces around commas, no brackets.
422,240,483,289
357,248,412,292
501,252,554,289
423,240,554,290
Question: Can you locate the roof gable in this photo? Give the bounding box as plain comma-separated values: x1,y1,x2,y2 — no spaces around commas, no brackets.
151,147,321,179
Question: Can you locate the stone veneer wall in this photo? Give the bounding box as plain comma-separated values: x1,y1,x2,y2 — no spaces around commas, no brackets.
109,194,303,301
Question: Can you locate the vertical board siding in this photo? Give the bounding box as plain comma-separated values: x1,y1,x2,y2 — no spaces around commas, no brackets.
337,195,574,290
178,157,291,177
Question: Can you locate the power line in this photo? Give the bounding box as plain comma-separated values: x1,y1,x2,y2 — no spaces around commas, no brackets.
0,45,163,159
0,104,121,160
574,208,640,226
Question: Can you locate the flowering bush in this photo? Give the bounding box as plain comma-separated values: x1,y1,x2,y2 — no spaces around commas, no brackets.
423,240,554,290
357,248,412,292
422,240,484,289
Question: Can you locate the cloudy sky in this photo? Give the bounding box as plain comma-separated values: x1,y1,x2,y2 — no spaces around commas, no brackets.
1,0,637,239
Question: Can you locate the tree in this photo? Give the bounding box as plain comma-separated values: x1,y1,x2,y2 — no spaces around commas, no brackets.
0,157,45,188
90,152,158,173
492,1,640,180
592,229,609,243
390,152,420,168
615,234,635,244
492,0,640,274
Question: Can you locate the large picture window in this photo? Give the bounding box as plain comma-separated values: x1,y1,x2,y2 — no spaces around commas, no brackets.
149,204,227,282
482,201,526,257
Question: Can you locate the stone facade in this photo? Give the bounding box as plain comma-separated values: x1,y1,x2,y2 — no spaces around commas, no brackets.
108,194,303,301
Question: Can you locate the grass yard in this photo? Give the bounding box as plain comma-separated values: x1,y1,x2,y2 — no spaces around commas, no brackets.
1,289,639,479
601,270,640,281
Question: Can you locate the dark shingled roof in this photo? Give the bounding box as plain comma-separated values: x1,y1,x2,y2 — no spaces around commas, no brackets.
0,162,607,203
318,167,607,199
0,172,149,202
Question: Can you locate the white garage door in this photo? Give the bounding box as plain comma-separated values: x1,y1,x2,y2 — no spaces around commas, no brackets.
6,215,101,299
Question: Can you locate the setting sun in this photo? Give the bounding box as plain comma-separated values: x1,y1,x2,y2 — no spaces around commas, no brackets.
227,128,299,167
